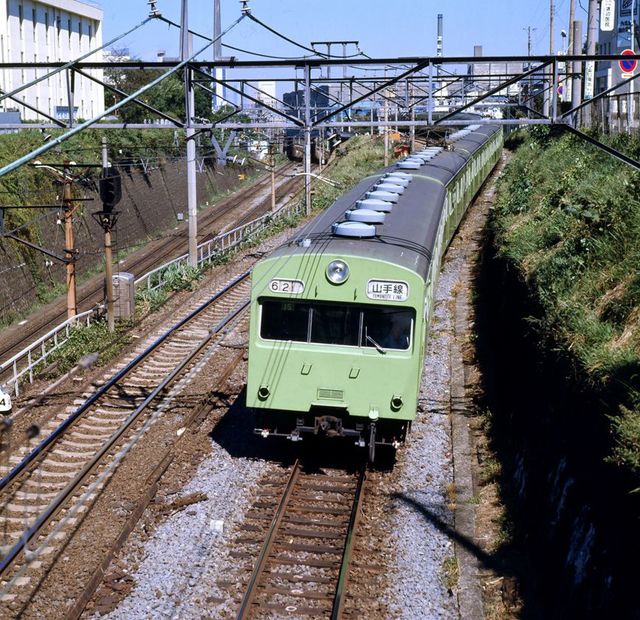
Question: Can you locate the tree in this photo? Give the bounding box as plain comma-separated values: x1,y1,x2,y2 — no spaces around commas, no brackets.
104,50,213,123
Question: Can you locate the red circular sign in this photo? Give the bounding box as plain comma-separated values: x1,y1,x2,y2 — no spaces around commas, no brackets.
620,49,638,74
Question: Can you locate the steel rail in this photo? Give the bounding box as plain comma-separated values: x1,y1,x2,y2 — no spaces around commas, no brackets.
0,269,250,493
0,281,251,576
236,461,302,620
331,466,367,620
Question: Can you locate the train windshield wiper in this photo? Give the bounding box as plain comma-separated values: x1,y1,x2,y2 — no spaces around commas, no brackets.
365,332,387,355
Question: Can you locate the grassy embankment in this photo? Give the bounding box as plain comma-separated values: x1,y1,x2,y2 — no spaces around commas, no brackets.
492,127,640,480
30,134,387,376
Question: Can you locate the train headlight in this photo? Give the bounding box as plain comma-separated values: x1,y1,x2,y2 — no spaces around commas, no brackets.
326,260,350,284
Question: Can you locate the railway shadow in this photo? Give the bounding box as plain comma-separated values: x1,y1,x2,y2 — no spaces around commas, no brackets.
393,492,514,575
210,387,395,473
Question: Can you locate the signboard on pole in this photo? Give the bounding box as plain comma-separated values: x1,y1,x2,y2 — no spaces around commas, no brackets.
584,61,595,99
620,48,638,74
601,0,616,31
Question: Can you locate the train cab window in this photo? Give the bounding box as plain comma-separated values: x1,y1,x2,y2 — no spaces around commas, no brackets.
259,298,414,351
361,307,414,350
310,305,360,346
260,300,310,342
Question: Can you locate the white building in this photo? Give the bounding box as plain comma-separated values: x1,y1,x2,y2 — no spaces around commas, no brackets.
256,80,276,108
0,0,104,122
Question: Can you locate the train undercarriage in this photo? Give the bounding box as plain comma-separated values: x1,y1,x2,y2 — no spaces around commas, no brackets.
253,407,409,462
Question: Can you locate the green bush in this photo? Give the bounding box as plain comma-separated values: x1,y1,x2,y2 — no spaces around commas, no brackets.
493,129,640,478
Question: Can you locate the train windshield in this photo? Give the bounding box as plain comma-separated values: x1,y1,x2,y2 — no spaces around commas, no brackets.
259,300,414,351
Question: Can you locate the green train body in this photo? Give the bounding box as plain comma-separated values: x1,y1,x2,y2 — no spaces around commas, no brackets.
246,124,503,456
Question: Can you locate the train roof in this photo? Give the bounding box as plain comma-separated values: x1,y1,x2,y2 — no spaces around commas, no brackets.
268,124,501,280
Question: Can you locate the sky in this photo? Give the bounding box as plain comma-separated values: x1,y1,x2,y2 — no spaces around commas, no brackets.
97,0,589,62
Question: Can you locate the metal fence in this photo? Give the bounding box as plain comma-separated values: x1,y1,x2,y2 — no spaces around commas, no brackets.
0,198,303,396
0,309,96,396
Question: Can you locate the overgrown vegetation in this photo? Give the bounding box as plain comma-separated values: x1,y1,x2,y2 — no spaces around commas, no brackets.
493,126,640,478
310,135,386,211
39,318,132,377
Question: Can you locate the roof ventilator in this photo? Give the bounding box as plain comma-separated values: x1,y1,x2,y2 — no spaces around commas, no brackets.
396,160,421,170
345,208,386,224
375,182,405,194
366,190,399,203
332,221,376,238
356,198,393,212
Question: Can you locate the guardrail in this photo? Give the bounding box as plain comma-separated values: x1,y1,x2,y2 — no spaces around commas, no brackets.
136,200,300,292
0,198,303,396
0,308,97,396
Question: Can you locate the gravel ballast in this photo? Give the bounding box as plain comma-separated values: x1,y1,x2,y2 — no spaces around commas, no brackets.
88,174,504,619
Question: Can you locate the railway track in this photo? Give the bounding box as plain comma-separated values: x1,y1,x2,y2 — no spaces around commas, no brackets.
0,161,301,368
0,270,253,606
222,461,366,619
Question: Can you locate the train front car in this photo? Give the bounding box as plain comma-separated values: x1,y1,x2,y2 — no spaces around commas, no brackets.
247,124,502,460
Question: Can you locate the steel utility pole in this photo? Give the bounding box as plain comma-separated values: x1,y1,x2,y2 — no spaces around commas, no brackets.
384,93,389,167
101,138,115,332
62,165,77,320
304,64,312,217
181,0,198,267
268,141,276,214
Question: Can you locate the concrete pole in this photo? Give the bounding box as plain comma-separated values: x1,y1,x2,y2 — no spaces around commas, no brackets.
571,20,583,126
102,137,114,332
584,0,598,126
631,0,636,130
544,0,555,117
181,0,198,266
62,165,76,320
304,64,312,217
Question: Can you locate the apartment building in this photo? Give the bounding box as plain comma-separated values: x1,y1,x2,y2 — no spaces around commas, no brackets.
0,0,104,121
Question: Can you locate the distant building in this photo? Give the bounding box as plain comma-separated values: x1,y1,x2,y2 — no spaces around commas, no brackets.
596,0,636,94
255,80,276,108
283,85,330,118
0,0,104,122
466,46,524,99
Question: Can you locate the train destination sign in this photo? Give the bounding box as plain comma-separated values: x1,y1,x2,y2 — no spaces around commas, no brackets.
268,278,305,294
367,279,409,301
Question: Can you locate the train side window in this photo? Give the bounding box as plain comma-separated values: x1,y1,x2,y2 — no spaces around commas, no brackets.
361,307,414,350
310,305,360,345
260,299,310,342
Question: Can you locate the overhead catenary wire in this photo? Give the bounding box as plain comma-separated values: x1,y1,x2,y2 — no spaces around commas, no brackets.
158,13,363,61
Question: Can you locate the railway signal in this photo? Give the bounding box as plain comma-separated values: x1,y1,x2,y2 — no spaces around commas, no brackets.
95,138,120,332
99,170,122,213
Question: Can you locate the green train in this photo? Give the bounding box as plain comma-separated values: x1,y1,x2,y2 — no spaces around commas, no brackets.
246,123,503,460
